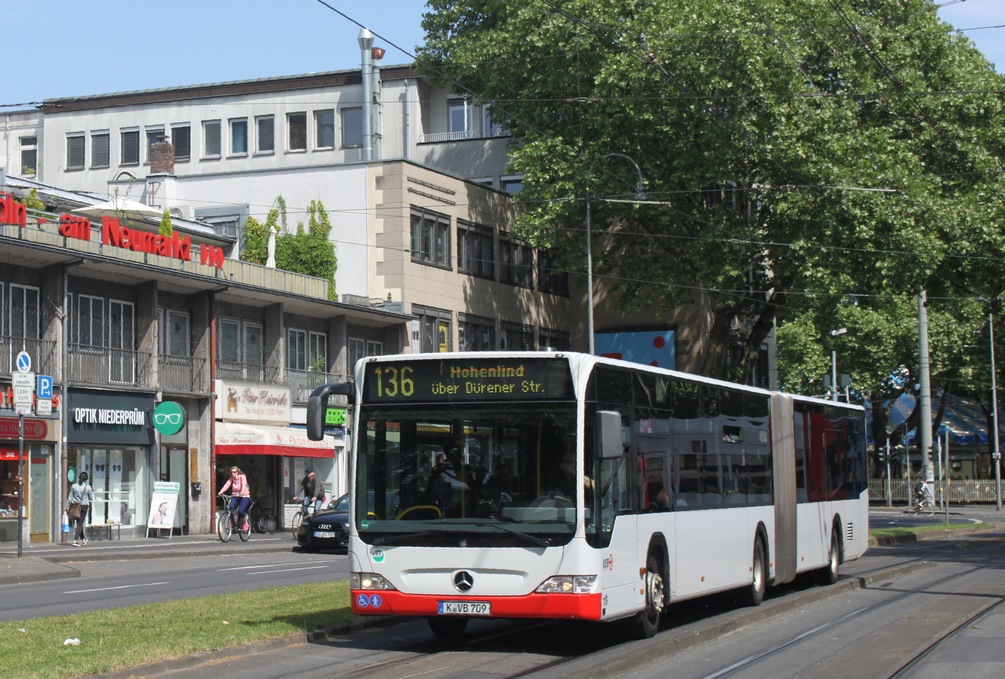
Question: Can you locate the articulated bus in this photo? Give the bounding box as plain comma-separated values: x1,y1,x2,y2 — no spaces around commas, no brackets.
306,351,869,638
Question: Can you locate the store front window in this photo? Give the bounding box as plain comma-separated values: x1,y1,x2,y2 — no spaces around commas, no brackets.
68,447,149,527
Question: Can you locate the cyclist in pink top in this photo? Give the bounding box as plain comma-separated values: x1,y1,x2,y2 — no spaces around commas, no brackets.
218,466,252,531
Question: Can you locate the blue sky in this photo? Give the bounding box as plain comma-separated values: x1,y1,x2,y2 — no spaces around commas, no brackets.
0,1,1001,106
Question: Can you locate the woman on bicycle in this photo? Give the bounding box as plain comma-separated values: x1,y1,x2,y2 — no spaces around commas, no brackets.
218,466,251,531
914,480,928,503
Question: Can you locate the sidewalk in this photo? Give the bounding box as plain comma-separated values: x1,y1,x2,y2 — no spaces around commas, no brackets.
0,530,297,586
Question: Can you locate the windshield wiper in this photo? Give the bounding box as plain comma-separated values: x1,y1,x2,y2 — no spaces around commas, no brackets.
465,521,552,547
371,530,442,546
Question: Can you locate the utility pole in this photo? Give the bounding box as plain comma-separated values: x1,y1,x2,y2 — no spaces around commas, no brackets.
918,290,934,490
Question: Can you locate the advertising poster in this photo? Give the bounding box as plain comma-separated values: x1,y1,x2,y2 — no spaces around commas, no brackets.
146,481,180,536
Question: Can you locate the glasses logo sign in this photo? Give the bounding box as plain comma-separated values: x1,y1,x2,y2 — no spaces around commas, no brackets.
153,401,186,436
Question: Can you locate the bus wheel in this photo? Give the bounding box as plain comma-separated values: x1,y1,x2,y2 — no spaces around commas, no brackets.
427,616,468,637
817,528,841,585
742,538,766,607
627,552,664,639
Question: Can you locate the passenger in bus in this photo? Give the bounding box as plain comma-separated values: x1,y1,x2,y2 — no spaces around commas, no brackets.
427,452,457,514
653,487,671,511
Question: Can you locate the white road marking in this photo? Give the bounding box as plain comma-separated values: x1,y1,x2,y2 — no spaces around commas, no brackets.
245,565,329,575
65,581,170,594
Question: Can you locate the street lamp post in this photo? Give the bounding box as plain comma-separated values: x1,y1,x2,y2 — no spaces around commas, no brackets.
585,153,649,355
977,298,1003,511
988,309,1002,511
830,327,847,402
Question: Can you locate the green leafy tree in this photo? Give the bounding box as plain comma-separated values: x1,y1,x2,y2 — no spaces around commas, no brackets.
159,210,174,238
418,1,1005,406
274,199,338,300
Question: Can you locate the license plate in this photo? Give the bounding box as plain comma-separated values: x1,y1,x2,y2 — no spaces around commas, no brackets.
313,531,337,539
437,601,490,616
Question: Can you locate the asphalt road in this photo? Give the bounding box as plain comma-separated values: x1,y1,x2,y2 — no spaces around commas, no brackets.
0,551,348,622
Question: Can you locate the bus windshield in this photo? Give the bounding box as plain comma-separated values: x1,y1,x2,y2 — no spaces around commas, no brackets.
355,402,578,547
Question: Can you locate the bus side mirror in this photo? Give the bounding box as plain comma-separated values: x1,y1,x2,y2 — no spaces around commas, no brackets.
597,410,623,459
307,382,355,440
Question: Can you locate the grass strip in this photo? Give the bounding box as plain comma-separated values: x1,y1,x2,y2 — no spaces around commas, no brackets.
870,522,992,539
0,580,352,679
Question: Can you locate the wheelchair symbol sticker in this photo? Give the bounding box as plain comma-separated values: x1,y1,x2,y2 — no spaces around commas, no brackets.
356,593,370,608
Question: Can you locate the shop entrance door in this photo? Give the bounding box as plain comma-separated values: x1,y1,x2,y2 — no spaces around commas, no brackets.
160,445,188,531
29,452,49,542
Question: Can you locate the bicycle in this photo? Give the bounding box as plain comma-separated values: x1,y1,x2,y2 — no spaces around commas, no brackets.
217,494,252,542
248,497,268,534
289,499,321,536
908,493,936,518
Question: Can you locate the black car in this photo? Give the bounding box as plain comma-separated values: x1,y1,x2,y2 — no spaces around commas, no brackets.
296,493,351,552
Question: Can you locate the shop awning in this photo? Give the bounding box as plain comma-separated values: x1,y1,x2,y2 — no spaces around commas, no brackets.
214,421,340,458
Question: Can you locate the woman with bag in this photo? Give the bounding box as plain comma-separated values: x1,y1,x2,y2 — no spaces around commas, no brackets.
66,472,94,546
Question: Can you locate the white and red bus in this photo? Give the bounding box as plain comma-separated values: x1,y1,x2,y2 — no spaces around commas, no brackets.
307,351,869,638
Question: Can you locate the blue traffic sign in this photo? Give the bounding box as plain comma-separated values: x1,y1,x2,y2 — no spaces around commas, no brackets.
15,351,31,373
37,375,53,400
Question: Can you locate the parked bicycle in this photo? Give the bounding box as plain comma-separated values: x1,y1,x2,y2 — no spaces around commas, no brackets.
217,493,251,543
248,497,268,534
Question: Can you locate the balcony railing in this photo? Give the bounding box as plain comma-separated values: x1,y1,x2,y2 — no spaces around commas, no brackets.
0,336,59,378
418,128,510,144
216,361,282,385
67,344,154,389
286,369,348,403
158,354,208,393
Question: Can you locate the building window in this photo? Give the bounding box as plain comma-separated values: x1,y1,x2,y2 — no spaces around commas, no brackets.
109,299,136,383
288,329,307,371
217,319,263,380
145,126,165,163
539,328,570,351
20,136,37,175
537,248,569,296
414,307,452,353
244,322,263,369
171,125,191,162
481,104,506,137
66,134,85,170
315,110,335,149
309,332,327,372
348,338,364,373
161,310,190,357
288,112,307,151
347,338,382,373
76,294,104,347
256,115,274,154
218,319,239,364
501,322,534,351
457,221,494,280
500,176,524,195
499,235,534,288
91,132,110,169
342,107,363,148
448,99,473,139
229,118,248,156
10,284,40,340
203,120,221,158
121,129,140,165
458,315,495,352
410,208,451,268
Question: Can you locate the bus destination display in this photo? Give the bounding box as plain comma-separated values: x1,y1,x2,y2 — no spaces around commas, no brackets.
363,357,573,403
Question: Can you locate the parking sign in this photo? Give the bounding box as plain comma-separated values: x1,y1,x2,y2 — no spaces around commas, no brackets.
37,375,53,400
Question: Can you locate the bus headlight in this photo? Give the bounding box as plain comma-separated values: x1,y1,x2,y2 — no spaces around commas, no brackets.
350,572,397,591
536,575,597,594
